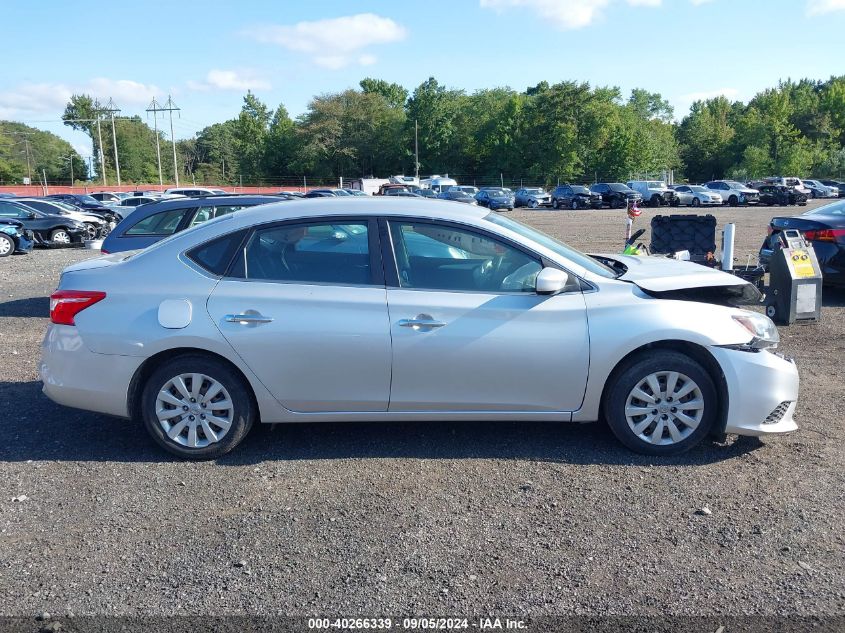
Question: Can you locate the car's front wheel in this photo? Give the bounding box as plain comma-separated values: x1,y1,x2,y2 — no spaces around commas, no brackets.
50,228,71,244
141,355,255,459
604,351,716,455
692,197,701,207
0,234,13,257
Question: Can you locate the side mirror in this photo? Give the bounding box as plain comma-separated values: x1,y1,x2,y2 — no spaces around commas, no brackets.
27,211,37,219
535,267,570,295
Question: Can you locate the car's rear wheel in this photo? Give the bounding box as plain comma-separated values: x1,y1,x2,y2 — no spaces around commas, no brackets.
50,228,71,244
0,234,13,257
141,355,255,459
692,197,701,207
605,351,716,455
571,199,579,210
728,195,739,206
650,195,662,208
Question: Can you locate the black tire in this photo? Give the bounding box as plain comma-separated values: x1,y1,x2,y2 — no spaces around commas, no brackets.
550,199,558,210
610,197,622,209
529,198,539,209
604,350,716,456
650,195,662,208
691,197,701,207
571,199,578,210
83,223,98,240
141,354,256,459
0,234,13,257
728,195,738,207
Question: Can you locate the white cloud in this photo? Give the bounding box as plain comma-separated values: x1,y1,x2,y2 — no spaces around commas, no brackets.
246,13,407,69
187,69,271,92
0,78,160,118
807,0,845,15
479,0,661,30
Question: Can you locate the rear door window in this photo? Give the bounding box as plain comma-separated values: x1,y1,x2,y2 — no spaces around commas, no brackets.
124,208,188,235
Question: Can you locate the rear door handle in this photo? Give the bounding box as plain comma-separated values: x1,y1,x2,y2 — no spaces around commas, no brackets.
398,314,446,331
225,313,273,324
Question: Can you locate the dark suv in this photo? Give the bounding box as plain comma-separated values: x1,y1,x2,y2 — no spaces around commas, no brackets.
551,184,602,210
589,183,643,209
101,195,281,253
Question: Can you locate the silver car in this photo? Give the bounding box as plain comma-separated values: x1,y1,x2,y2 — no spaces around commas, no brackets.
672,185,723,207
40,199,799,459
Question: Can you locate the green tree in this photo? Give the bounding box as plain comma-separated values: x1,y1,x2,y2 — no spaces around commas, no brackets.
234,91,272,181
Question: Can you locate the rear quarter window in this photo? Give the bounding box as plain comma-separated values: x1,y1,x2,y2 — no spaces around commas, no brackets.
186,229,248,276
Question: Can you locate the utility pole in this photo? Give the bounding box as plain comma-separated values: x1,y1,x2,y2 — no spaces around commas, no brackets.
414,119,419,180
60,155,74,185
93,100,107,186
154,95,182,186
102,98,122,186
146,98,165,186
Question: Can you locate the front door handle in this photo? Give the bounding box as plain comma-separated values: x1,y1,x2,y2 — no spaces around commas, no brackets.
398,314,446,331
225,313,273,324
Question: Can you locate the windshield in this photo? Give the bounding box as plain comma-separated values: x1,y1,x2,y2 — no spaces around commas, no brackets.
78,195,99,204
608,183,632,192
485,213,616,279
524,188,545,194
725,181,745,189
486,189,507,196
689,185,707,192
571,186,590,194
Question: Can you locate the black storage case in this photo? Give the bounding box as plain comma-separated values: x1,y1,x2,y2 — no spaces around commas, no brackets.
649,214,717,263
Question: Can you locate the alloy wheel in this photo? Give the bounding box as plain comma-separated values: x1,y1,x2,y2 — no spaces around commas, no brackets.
155,373,235,448
0,235,12,256
624,371,704,446
51,230,70,244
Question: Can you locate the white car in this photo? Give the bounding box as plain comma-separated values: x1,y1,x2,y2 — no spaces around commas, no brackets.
803,179,839,199
705,181,760,206
448,185,479,196
40,198,798,459
671,185,723,207
164,187,228,197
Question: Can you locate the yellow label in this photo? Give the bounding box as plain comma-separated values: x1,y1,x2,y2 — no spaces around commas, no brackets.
790,250,815,278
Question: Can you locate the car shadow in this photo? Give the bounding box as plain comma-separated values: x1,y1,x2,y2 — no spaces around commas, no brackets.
822,286,845,308
0,380,763,466
0,296,50,318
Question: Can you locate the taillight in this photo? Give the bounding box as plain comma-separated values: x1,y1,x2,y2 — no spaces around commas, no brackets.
50,290,106,325
804,229,845,243
101,248,110,254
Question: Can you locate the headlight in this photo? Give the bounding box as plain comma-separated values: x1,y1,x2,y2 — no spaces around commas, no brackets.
732,312,779,349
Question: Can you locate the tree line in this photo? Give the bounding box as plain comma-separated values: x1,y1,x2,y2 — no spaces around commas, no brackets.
7,75,845,187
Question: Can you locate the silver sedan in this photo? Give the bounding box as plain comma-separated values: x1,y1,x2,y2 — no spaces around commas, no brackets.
40,199,798,459
672,185,723,207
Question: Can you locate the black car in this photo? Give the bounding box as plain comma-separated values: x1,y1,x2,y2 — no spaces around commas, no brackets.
760,200,845,287
304,189,339,198
45,193,111,213
474,188,514,210
589,183,642,208
551,184,602,210
819,180,845,198
757,185,808,206
0,218,34,256
0,199,86,245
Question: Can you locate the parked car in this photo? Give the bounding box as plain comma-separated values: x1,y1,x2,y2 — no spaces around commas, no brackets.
475,188,514,211
101,195,280,253
115,196,158,211
305,189,341,198
0,192,17,198
41,197,798,459
590,183,643,209
383,190,422,197
626,181,679,207
551,184,602,210
277,191,305,198
408,186,438,199
419,175,458,194
514,188,551,208
763,177,811,198
448,185,480,197
15,198,108,239
375,184,411,196
163,187,228,197
671,185,723,207
803,179,839,199
756,184,808,207
0,218,34,256
90,192,123,203
437,190,478,204
0,199,86,245
760,199,845,286
343,189,369,197
45,193,115,217
704,181,760,206
819,180,845,198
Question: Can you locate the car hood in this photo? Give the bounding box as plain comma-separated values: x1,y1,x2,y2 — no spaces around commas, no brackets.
591,253,761,305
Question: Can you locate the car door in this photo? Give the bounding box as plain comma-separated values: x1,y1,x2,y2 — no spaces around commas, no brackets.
383,219,590,413
207,218,392,413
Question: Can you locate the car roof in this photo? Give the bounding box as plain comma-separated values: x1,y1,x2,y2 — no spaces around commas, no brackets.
119,195,281,220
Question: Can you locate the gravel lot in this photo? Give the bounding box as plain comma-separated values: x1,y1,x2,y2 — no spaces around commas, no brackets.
0,201,843,621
